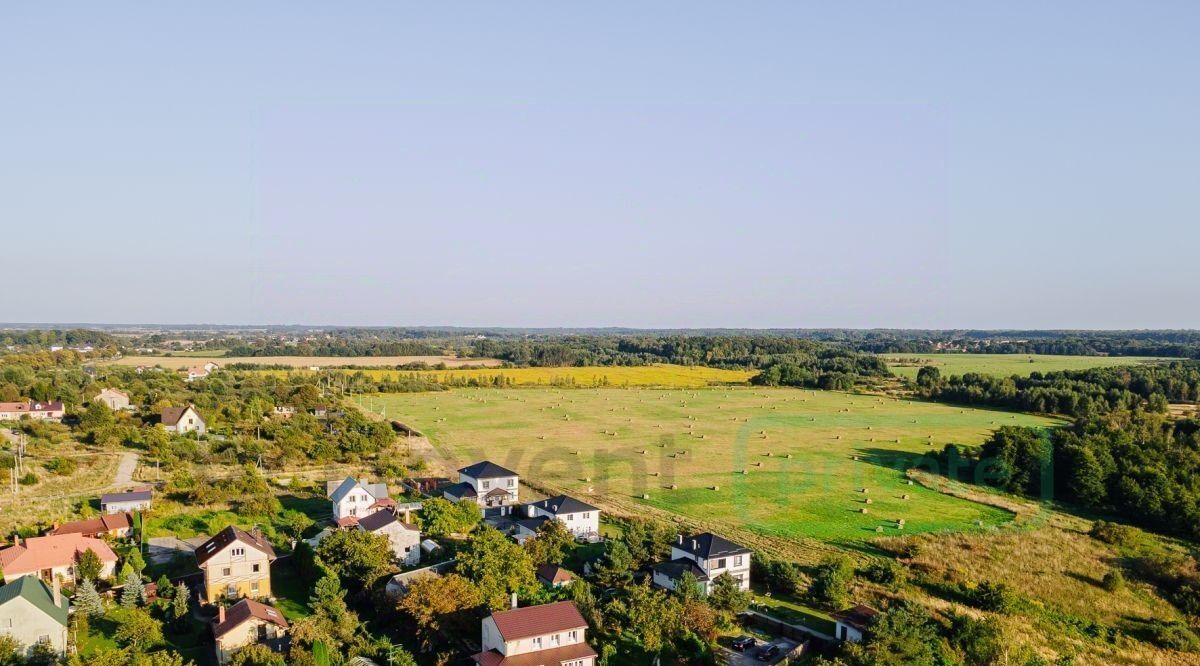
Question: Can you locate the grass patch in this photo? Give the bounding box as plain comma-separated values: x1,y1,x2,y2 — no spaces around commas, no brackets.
750,588,837,635
365,388,1055,544
882,353,1173,379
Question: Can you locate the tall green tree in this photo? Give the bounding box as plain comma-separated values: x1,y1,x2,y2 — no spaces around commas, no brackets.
457,527,536,610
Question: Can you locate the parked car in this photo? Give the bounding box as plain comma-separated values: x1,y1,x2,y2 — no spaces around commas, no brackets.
732,635,757,651
756,643,781,661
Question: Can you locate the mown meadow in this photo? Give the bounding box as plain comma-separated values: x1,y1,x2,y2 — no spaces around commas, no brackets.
882,352,1172,379
363,387,1057,546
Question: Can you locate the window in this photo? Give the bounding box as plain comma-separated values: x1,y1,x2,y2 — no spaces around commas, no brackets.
716,558,726,569
251,581,259,592
482,480,490,489
552,633,561,645
532,637,542,649
38,635,50,644
226,585,237,598
252,564,261,573
734,555,744,567
583,512,590,518
232,547,245,557
569,630,578,641
568,514,574,520
507,479,515,487
223,568,232,577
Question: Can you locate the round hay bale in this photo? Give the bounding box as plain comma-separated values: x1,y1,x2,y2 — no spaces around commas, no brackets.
712,485,720,491
902,494,910,500
785,454,792,459
860,507,869,514
865,498,873,504
741,469,748,475
670,484,677,490
642,494,650,500
862,488,869,493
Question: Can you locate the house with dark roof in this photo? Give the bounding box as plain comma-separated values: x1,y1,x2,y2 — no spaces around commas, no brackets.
0,575,69,657
327,476,391,520
472,600,596,666
212,598,289,664
833,604,880,643
100,488,152,514
49,512,133,539
651,532,751,594
161,404,206,435
195,526,276,603
514,495,600,543
356,510,422,566
444,461,520,514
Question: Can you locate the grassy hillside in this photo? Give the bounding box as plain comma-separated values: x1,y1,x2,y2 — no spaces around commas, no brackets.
363,387,1056,546
882,353,1172,379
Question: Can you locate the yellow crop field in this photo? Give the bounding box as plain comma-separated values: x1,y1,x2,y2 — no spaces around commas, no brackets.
106,355,502,369
258,364,756,388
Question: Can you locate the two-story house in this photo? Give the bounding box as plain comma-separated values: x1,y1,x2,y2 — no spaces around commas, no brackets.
443,461,519,514
651,532,751,594
514,495,600,543
195,526,276,603
327,477,392,521
0,400,65,422
161,405,206,435
472,600,596,666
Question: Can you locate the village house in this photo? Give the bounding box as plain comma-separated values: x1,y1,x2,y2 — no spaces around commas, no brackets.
327,477,392,521
472,600,596,666
0,534,118,584
271,405,296,419
443,461,520,514
651,532,751,595
212,598,290,664
161,405,206,435
93,388,131,411
355,510,421,566
100,488,152,514
515,495,600,543
0,400,65,422
195,526,276,604
833,604,880,643
0,576,69,658
536,563,574,588
49,512,133,539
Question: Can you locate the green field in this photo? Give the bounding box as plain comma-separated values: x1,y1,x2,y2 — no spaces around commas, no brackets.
363,388,1057,547
882,353,1171,379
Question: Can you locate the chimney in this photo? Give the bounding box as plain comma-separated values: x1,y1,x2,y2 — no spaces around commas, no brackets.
52,578,61,608
510,592,518,609
218,605,226,624
359,477,370,488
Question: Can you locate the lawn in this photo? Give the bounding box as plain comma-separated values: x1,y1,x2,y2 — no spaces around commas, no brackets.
750,587,837,635
882,353,1173,379
365,388,1057,547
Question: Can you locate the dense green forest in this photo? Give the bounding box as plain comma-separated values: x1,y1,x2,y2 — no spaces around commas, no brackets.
914,361,1200,418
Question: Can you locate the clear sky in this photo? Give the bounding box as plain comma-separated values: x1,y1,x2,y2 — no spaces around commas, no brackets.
2,3,1197,328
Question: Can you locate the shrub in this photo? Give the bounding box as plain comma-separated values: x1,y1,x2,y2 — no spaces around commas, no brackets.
44,456,78,476
971,581,1019,613
1146,621,1200,652
809,555,854,608
1101,570,1125,592
18,472,37,486
860,559,906,587
1089,521,1141,548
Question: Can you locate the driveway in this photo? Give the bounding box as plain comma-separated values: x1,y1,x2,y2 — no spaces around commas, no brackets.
147,535,210,565
720,638,803,666
109,451,138,488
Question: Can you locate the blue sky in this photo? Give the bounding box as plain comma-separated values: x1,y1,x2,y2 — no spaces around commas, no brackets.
2,3,1197,327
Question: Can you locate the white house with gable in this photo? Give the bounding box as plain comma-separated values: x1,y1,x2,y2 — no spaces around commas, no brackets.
651,532,751,595
443,461,519,514
327,477,392,521
514,495,600,543
471,600,596,666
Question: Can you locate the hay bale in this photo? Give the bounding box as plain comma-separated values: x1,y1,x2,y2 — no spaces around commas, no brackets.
785,454,793,459
712,485,720,491
862,488,869,493
670,484,677,490
741,469,748,475
865,498,873,504
642,494,651,500
860,508,869,514
902,494,910,500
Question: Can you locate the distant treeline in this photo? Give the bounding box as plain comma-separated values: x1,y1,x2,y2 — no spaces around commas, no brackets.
939,411,1200,541
914,361,1200,418
0,328,121,351
853,330,1200,358
225,339,447,357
